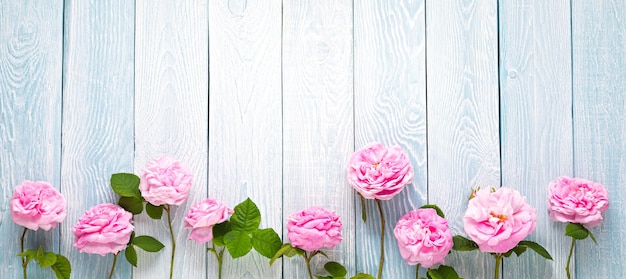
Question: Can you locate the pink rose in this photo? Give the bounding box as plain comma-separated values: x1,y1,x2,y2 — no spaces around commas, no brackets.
287,207,343,252
547,176,609,227
347,142,414,200
10,181,67,231
72,203,134,256
463,187,536,253
184,199,233,243
139,157,193,206
393,208,453,268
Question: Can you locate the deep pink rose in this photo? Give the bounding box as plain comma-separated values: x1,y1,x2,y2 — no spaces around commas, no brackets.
184,199,233,243
347,142,414,200
463,187,536,253
139,157,193,206
287,207,343,252
72,203,134,256
548,176,609,227
10,181,66,231
393,208,453,268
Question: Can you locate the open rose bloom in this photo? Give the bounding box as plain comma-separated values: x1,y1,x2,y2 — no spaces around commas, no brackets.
547,176,609,227
347,142,414,200
287,206,343,252
393,208,453,268
72,203,134,256
10,181,67,231
184,198,233,243
463,187,536,253
139,157,193,206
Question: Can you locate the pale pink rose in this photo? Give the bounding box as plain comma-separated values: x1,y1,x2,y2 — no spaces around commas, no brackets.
393,208,453,268
10,181,66,231
287,207,343,252
463,187,536,253
347,142,414,200
139,157,193,206
72,203,134,256
184,199,233,243
548,176,609,227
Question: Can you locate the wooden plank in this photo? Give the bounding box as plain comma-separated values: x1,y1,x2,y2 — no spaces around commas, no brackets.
0,1,63,278
282,0,354,277
499,1,573,278
426,0,500,278
353,0,427,277
59,0,135,278
134,0,208,278
207,0,282,277
572,0,626,278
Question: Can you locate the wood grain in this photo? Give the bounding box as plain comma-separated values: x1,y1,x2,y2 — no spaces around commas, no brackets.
282,0,354,277
0,1,63,278
572,0,626,278
59,0,135,278
426,0,500,278
354,0,428,277
208,0,282,277
499,1,573,278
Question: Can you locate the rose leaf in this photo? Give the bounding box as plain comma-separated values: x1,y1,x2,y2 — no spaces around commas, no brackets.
39,251,57,268
132,235,165,252
518,240,553,260
224,230,253,258
565,223,589,240
110,173,141,198
251,228,282,258
125,246,138,267
145,203,163,220
452,235,478,251
118,196,143,215
324,261,347,277
51,254,71,279
231,198,262,232
420,204,446,218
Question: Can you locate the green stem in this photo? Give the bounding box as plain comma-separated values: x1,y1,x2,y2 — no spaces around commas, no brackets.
166,205,176,279
108,253,118,279
494,254,502,279
304,252,314,279
208,244,224,279
566,237,576,279
376,199,385,279
415,264,420,279
20,227,28,279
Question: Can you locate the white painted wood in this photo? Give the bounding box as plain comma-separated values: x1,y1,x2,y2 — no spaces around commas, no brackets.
134,0,208,278
59,0,135,278
572,0,626,278
354,0,428,277
426,0,500,278
0,1,63,278
208,0,282,277
499,1,573,278
282,0,354,277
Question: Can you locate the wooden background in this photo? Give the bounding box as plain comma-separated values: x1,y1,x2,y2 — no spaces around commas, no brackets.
1,0,624,278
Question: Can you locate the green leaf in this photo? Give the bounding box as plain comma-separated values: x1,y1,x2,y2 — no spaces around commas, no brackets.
132,236,165,252
324,261,347,277
452,235,478,251
427,265,462,279
39,252,57,268
358,193,367,223
518,240,553,260
51,254,71,279
251,228,282,258
118,196,144,215
145,203,163,220
17,249,37,262
224,230,253,258
125,246,137,267
270,244,305,265
36,245,44,262
231,198,261,232
565,223,589,240
317,250,329,259
589,230,598,244
111,173,141,198
350,273,375,279
420,204,445,218
212,221,232,247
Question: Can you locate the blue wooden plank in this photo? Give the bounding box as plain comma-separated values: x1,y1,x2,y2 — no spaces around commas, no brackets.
59,0,135,278
0,1,63,278
572,0,626,278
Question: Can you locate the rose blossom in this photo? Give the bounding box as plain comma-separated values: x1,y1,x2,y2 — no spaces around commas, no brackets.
10,181,67,231
347,142,414,200
548,176,609,227
393,208,453,268
72,203,134,256
184,199,233,243
287,207,343,252
463,187,536,253
139,157,193,206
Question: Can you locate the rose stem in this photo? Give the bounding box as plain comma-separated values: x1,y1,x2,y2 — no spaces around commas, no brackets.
376,199,385,279
208,244,224,279
166,205,176,279
566,237,576,279
20,227,28,279
493,253,502,279
108,253,118,279
304,252,313,279
415,264,420,279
